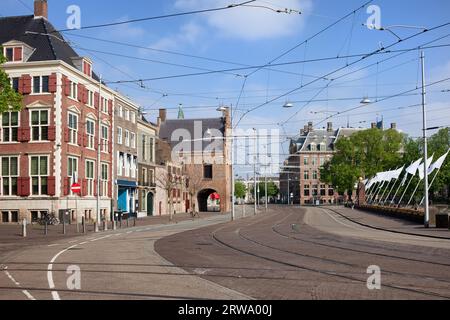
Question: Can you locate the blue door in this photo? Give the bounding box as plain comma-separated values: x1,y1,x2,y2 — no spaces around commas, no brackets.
118,188,128,212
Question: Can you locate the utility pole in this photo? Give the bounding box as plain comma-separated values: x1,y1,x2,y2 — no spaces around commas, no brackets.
95,76,102,233
287,172,290,205
231,104,235,222
421,51,430,228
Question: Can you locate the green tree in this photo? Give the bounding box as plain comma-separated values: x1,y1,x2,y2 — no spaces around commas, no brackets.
403,128,450,201
250,182,279,198
320,128,404,194
0,48,22,112
234,181,247,199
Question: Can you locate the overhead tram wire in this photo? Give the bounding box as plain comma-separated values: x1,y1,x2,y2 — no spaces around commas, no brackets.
62,33,318,78
52,1,258,33
245,0,374,78
235,21,450,128
315,76,450,127
99,42,450,85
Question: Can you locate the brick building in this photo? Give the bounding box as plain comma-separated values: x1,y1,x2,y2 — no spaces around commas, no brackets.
158,108,232,213
281,122,362,205
0,1,133,223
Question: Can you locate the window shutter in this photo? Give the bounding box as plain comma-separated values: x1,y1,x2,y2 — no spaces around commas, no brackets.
17,177,22,196
22,75,32,94
49,73,57,93
14,47,22,61
48,126,56,141
63,177,70,196
94,92,99,109
82,179,88,197
20,177,31,197
47,176,56,196
63,127,70,143
82,87,88,104
63,76,71,96
108,100,113,115
77,83,83,102
18,77,24,94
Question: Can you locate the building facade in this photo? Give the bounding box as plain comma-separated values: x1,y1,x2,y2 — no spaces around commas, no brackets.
137,116,157,217
113,95,139,216
281,122,362,205
0,2,115,223
158,108,232,213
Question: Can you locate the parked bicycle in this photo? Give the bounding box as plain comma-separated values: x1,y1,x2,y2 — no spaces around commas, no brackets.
37,213,60,226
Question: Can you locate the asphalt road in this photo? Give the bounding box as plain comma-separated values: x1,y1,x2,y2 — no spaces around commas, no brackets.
0,214,251,300
1,205,450,300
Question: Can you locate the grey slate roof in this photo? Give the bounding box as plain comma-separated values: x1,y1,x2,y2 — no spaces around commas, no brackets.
159,118,226,152
0,15,99,80
291,127,362,153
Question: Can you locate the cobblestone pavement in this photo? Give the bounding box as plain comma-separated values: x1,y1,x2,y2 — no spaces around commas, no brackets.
155,206,450,300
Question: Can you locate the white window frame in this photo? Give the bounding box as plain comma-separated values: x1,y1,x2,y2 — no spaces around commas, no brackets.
1,156,19,196
86,119,95,150
117,127,123,145
101,125,109,153
118,152,124,176
101,163,108,197
85,160,95,196
70,81,78,100
87,90,94,107
30,155,49,196
68,156,78,195
125,130,130,147
130,132,136,149
30,109,49,142
130,111,135,124
1,111,19,143
125,109,130,121
68,112,78,145
101,97,108,114
32,75,50,94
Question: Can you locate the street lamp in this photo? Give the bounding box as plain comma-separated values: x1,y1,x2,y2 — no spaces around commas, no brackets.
360,97,372,104
283,101,294,108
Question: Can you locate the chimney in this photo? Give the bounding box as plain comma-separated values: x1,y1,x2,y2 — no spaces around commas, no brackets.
34,0,48,19
304,125,308,133
327,122,333,132
308,122,313,132
158,109,167,123
371,123,377,129
391,123,397,130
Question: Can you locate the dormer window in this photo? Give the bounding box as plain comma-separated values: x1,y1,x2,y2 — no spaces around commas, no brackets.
83,60,92,77
3,46,22,62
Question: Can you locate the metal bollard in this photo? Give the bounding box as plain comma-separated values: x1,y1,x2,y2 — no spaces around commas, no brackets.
113,218,116,231
76,221,80,234
104,219,107,231
44,220,48,235
63,218,66,235
94,222,98,233
134,217,136,227
127,218,129,228
82,216,86,234
22,218,27,238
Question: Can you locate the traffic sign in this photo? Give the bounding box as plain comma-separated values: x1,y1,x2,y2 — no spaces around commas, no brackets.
71,183,81,193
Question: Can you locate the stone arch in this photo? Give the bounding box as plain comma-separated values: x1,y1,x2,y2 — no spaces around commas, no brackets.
197,188,220,213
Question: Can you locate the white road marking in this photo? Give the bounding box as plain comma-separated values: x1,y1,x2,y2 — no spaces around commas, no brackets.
47,244,78,300
22,290,36,300
48,244,61,247
4,270,36,300
4,270,20,286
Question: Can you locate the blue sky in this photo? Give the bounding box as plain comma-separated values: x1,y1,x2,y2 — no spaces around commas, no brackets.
2,0,450,173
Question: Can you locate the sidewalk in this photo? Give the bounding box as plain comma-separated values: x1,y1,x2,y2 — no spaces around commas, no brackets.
0,212,219,261
329,206,450,239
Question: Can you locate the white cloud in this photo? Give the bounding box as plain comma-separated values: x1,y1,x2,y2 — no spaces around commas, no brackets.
149,21,203,51
174,0,312,41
